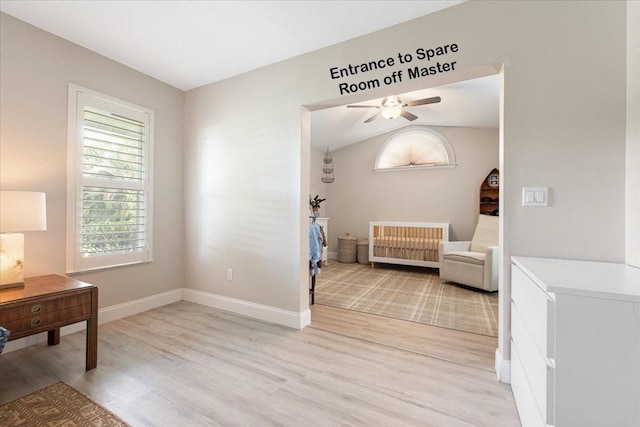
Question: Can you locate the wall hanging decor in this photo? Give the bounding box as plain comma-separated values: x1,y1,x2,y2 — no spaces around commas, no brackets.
321,146,335,183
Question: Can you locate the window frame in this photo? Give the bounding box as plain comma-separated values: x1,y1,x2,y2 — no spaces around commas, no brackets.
66,83,154,273
373,127,457,172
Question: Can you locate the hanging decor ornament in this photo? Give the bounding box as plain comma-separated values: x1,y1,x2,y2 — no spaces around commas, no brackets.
321,146,335,183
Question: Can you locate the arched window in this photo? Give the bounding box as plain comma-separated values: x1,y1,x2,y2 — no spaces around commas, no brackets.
374,128,456,171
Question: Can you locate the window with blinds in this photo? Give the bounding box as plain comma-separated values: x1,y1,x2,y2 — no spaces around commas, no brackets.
374,128,456,171
67,84,154,273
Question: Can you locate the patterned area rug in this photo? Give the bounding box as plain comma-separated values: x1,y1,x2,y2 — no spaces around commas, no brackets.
315,262,498,336
0,382,130,427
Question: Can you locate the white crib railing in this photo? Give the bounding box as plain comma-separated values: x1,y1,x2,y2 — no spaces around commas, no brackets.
369,221,449,268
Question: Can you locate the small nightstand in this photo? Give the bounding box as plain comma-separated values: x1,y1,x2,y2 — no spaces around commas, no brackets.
0,275,98,370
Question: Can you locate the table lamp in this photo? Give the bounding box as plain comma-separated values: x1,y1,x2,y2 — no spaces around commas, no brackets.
0,191,47,288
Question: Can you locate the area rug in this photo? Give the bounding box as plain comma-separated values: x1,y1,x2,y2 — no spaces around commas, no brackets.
0,382,130,427
315,262,498,337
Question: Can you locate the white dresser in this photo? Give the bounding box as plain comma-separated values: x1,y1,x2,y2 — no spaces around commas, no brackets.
511,256,640,427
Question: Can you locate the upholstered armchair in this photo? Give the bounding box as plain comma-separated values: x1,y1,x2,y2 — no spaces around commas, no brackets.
439,215,499,292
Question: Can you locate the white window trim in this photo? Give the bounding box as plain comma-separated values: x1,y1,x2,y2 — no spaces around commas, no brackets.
66,83,154,273
373,127,457,172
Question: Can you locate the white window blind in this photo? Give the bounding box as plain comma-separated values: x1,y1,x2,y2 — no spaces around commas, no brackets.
374,128,456,171
67,84,154,273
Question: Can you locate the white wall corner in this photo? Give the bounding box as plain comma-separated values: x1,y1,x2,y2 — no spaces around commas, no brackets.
495,348,511,383
2,288,183,354
183,288,311,329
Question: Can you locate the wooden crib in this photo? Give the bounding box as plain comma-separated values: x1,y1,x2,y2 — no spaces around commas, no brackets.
369,221,449,269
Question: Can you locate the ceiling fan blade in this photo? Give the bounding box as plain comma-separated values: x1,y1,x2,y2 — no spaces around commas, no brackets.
347,105,379,108
400,110,418,121
364,112,381,123
404,96,441,107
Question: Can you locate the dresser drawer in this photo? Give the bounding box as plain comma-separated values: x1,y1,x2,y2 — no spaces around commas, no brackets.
511,302,555,424
511,340,549,427
511,264,555,358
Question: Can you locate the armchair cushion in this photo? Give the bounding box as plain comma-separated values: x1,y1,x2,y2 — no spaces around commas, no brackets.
439,240,472,252
443,251,485,265
470,214,499,253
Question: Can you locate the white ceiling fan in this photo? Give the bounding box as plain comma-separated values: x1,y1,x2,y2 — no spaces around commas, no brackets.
347,95,441,123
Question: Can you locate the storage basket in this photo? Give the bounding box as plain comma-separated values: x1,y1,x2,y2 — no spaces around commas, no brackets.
357,240,369,265
337,234,358,263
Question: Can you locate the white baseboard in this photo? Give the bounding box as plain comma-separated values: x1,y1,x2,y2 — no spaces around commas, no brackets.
495,348,511,383
98,288,182,324
328,251,338,260
3,287,310,354
2,288,182,354
182,288,310,330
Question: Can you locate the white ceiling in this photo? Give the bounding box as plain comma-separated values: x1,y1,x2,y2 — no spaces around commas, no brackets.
0,0,498,150
312,75,499,151
0,0,464,91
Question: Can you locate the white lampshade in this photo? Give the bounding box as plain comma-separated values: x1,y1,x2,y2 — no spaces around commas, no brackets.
0,191,47,232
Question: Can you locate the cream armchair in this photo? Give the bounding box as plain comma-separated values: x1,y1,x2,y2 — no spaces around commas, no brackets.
439,215,499,292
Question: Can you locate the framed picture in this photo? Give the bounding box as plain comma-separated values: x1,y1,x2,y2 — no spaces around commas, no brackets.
488,173,499,187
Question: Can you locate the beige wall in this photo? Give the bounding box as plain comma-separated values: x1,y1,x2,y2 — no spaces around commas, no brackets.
184,0,628,363
0,13,185,307
1,0,633,374
627,0,640,268
324,126,498,251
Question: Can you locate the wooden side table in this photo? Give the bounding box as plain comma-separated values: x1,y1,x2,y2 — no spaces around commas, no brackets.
0,275,98,370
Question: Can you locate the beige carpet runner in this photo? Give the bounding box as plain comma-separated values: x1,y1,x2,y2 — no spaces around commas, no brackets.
315,262,498,337
0,382,130,427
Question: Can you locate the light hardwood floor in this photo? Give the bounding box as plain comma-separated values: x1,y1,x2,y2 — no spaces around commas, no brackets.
310,304,498,372
0,301,520,426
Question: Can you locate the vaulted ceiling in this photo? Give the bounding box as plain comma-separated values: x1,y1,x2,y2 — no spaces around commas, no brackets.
0,1,464,90
311,74,499,151
1,1,497,150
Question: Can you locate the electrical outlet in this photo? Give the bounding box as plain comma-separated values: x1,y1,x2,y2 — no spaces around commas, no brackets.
226,268,233,281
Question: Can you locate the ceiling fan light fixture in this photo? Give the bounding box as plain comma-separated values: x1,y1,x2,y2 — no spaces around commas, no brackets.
347,94,441,123
381,106,402,120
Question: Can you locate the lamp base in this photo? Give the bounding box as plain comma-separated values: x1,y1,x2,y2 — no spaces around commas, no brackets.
1,233,25,287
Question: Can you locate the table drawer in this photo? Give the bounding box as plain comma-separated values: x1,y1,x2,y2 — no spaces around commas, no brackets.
1,303,92,336
1,292,91,321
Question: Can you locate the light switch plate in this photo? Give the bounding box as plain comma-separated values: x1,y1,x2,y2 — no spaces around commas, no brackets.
522,187,548,207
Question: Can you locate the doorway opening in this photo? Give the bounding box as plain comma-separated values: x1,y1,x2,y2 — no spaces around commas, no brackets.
302,66,504,373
